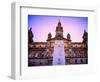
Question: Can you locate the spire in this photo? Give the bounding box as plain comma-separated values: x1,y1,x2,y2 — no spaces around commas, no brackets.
58,19,61,26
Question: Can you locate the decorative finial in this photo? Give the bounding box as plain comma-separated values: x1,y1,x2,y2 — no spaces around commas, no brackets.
58,19,61,26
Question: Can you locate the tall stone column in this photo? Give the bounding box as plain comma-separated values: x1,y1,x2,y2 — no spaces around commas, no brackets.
53,40,65,65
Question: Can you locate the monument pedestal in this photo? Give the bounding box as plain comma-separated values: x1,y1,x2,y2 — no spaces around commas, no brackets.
53,40,65,65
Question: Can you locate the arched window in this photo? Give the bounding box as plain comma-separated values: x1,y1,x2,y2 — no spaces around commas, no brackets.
86,59,88,64
80,59,83,63
75,59,77,64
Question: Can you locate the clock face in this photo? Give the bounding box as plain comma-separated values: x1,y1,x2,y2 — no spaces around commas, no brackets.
58,44,61,47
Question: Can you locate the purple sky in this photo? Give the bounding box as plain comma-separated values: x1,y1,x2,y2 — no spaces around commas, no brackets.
28,15,88,42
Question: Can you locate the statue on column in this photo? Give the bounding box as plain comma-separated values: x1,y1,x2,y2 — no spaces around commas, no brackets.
28,27,34,44
67,33,71,40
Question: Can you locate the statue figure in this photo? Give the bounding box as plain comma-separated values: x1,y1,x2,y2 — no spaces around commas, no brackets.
82,30,88,43
67,33,71,40
82,30,88,49
28,27,34,44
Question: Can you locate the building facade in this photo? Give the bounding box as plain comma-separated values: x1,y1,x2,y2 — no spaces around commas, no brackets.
28,21,88,66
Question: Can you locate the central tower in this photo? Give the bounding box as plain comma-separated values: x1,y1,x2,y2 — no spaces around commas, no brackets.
53,21,65,65
55,20,63,38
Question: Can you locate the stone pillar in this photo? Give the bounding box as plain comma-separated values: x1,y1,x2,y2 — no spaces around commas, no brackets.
53,40,65,65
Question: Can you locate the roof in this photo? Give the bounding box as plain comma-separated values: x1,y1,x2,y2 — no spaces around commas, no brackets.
47,36,71,41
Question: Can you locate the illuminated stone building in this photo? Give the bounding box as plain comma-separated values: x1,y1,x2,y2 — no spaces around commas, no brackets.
28,21,88,66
